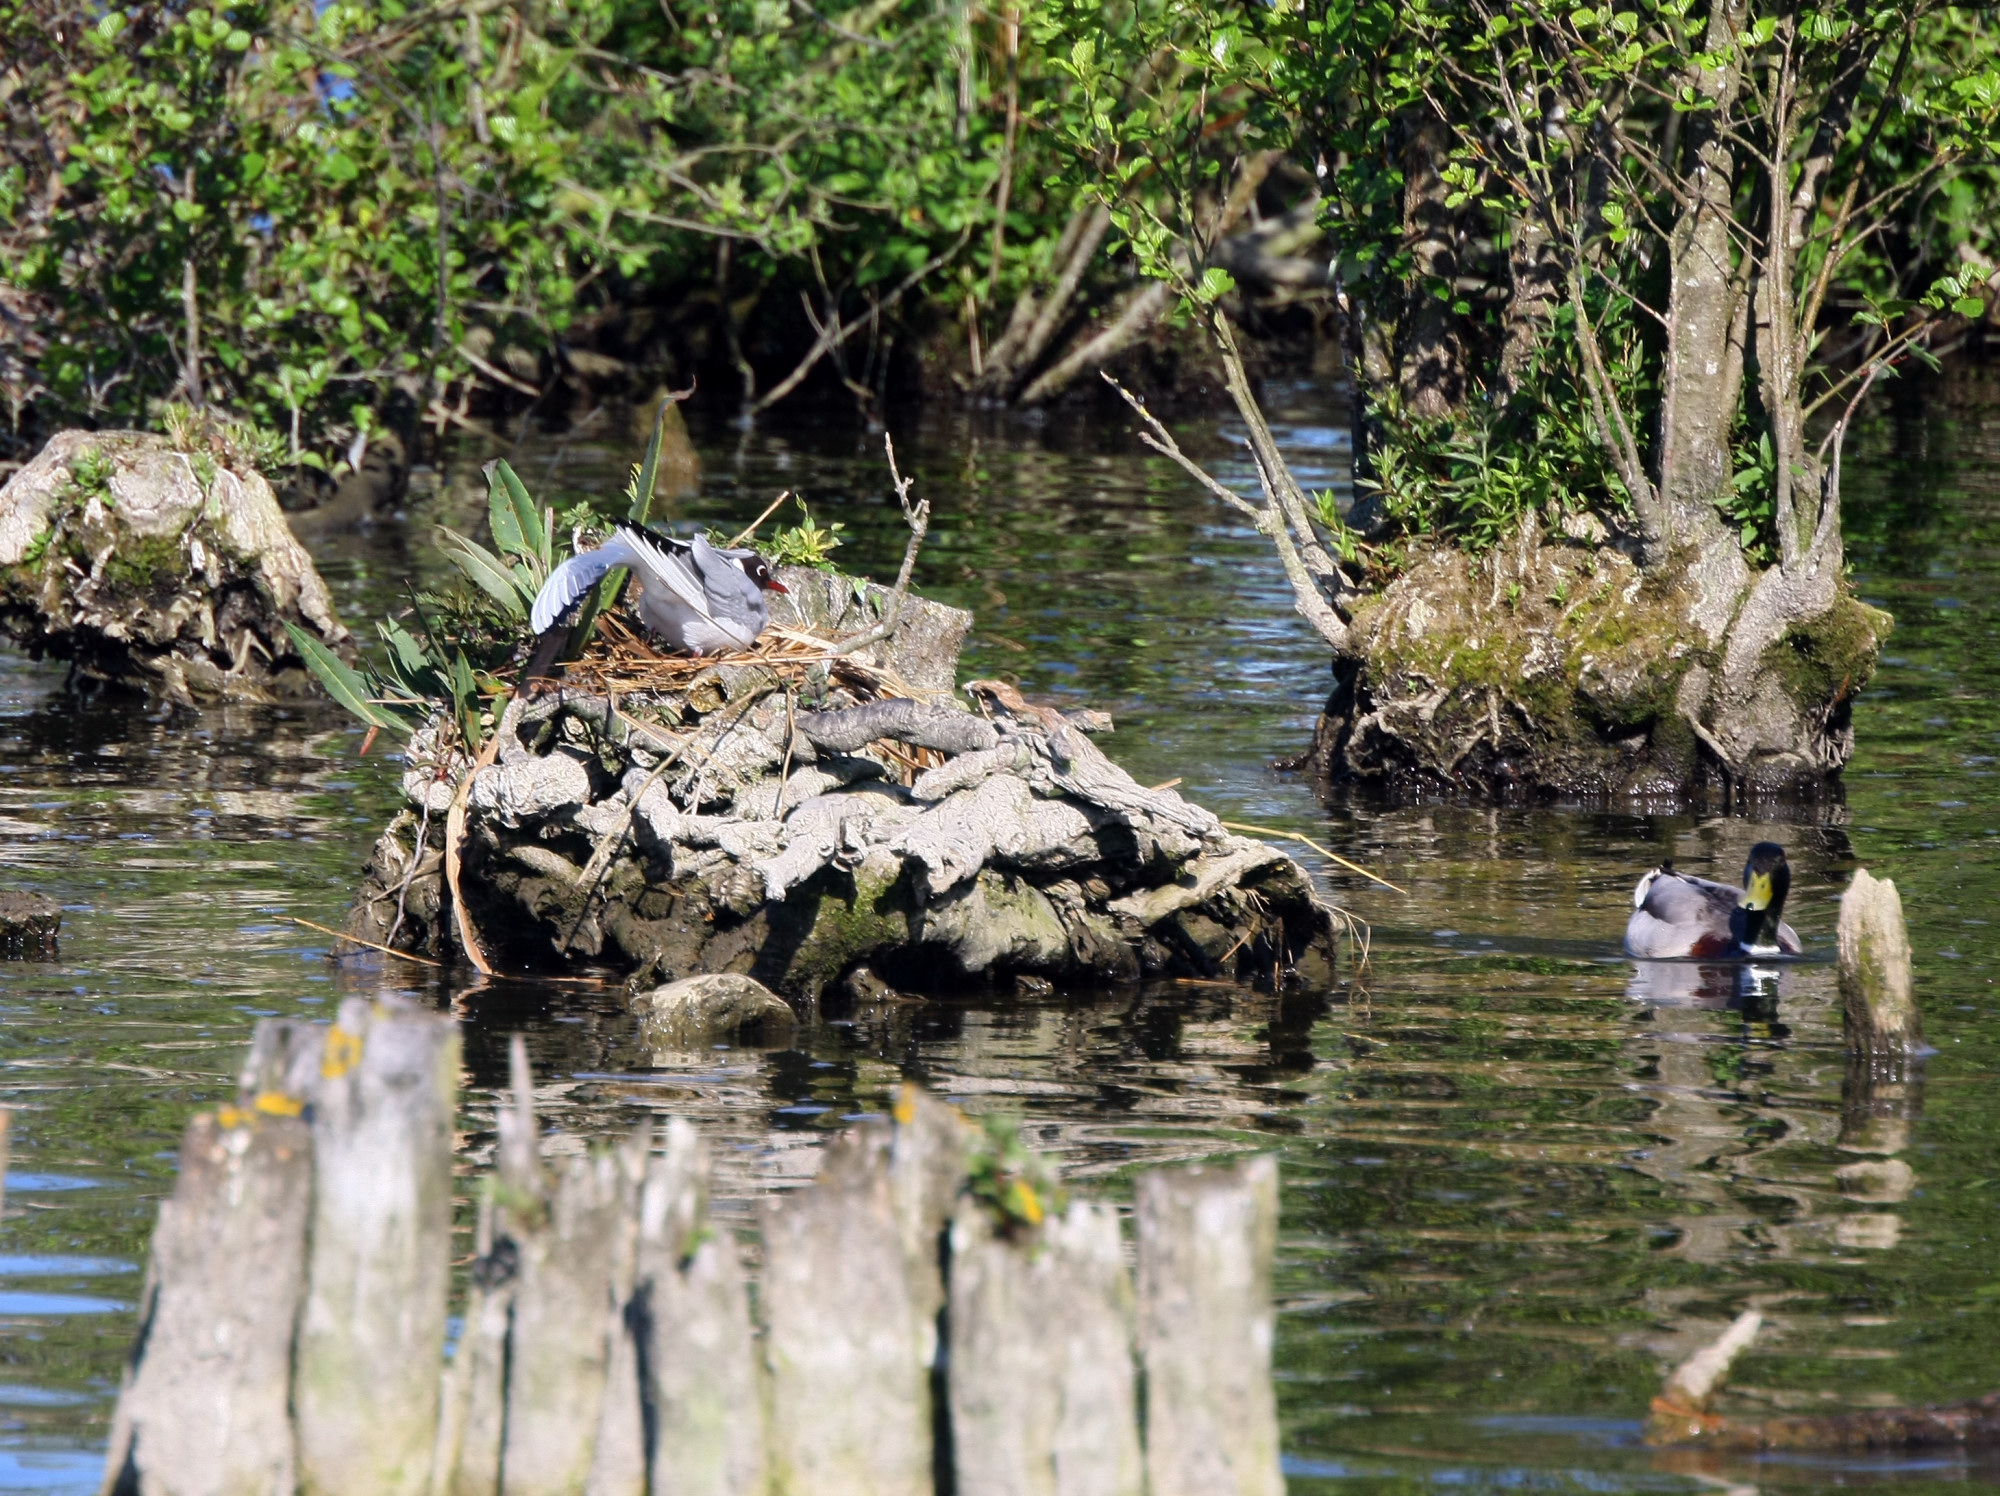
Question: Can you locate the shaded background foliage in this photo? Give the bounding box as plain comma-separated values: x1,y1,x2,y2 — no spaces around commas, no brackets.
5,0,2000,572
1,0,1335,473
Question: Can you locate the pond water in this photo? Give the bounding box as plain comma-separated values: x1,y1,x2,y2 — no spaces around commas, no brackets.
0,362,1998,1492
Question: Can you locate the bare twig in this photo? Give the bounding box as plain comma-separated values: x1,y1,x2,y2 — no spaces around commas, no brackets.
1219,821,1409,896
1105,373,1354,656
830,434,931,657
557,710,711,953
726,489,794,548
286,916,446,969
385,795,435,952
446,720,506,976
751,227,972,414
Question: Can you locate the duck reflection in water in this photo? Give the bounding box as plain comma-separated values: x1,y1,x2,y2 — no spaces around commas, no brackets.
1626,959,1787,1016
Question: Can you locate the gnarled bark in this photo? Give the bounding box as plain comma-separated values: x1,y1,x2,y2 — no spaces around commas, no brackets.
0,428,348,703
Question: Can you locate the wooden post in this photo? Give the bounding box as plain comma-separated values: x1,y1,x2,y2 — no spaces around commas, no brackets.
1136,1155,1283,1496
99,1104,313,1496
586,1127,651,1496
294,999,460,1496
762,1123,930,1496
889,1084,971,1380
436,1036,536,1496
639,1118,768,1496
947,1197,1143,1496
1839,868,1921,1058
500,1119,644,1494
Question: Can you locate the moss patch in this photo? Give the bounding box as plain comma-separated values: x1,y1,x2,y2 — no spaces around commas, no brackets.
1345,522,1706,791
1760,593,1892,711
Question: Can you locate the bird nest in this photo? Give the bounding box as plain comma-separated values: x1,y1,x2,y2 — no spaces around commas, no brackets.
561,612,906,696
558,612,944,780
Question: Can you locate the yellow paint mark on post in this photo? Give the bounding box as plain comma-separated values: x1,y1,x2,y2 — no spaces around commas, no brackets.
321,1024,363,1079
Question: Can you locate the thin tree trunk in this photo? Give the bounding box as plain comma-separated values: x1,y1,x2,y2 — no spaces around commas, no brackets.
1397,114,1465,420
179,161,203,409
1657,0,1751,548
1499,210,1560,399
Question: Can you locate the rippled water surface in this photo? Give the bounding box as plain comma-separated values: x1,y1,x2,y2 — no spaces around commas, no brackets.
2,367,2000,1491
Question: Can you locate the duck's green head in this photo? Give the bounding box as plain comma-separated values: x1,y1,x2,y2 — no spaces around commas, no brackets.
1739,842,1791,944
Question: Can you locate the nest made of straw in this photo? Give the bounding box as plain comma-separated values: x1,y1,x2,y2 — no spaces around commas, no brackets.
560,612,946,780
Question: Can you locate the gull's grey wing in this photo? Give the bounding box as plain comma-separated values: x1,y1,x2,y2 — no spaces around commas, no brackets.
686,535,768,643
530,532,647,634
621,526,715,622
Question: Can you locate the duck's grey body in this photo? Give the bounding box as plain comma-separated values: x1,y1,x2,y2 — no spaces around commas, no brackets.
531,527,777,655
1624,866,1801,958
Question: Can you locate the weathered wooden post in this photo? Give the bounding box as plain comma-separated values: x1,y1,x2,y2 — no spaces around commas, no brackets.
293,998,459,1496
433,1035,534,1496
947,1197,1144,1496
1839,868,1921,1059
1136,1155,1283,1496
588,1126,652,1496
761,1123,931,1496
1836,868,1923,1229
98,1103,313,1496
890,1085,972,1386
639,1118,768,1496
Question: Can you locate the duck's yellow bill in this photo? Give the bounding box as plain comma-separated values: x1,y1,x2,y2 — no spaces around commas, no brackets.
1743,871,1773,911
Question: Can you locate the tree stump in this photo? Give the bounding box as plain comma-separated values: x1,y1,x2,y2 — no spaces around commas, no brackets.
639,1119,768,1496
761,1124,930,1496
947,1197,1143,1496
1839,868,1921,1059
0,890,58,958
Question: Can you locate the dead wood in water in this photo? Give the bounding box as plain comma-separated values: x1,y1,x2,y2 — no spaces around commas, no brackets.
761,1124,932,1496
293,1000,459,1496
1646,1310,2000,1453
1137,1155,1284,1496
100,1107,311,1496
348,564,1344,996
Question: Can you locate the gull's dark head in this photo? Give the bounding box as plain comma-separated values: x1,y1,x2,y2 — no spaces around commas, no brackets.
1738,842,1791,945
737,554,788,594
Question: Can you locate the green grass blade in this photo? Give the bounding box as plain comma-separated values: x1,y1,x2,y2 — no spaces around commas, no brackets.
496,459,545,567
451,650,484,752
283,622,406,731
631,399,669,526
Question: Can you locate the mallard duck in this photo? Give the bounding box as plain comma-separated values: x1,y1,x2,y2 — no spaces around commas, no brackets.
1624,842,1801,958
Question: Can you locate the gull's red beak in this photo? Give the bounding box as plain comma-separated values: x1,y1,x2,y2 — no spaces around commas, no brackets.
763,577,789,594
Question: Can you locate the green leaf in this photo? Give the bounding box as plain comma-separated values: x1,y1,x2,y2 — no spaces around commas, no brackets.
283,623,405,731
436,527,532,617
490,459,544,566
631,401,672,527
378,618,436,683
485,461,529,559
1954,296,1987,318
451,651,484,751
